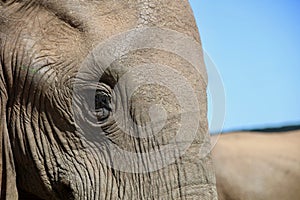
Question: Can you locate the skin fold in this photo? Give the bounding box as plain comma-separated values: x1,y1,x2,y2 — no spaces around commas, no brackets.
0,0,217,199
212,130,300,200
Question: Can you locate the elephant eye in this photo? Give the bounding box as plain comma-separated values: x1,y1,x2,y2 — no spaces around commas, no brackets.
95,90,111,121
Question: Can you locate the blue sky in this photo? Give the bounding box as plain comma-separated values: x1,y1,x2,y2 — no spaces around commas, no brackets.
189,0,300,131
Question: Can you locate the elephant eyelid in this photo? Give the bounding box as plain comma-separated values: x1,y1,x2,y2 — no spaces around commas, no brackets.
95,90,111,100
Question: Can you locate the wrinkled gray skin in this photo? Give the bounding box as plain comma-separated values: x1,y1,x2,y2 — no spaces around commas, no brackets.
0,0,217,199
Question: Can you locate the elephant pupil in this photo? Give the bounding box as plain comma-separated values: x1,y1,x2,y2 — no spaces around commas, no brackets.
95,90,111,121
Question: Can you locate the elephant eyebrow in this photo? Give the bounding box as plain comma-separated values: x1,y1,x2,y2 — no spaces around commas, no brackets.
51,11,85,32
0,0,86,32
36,0,87,32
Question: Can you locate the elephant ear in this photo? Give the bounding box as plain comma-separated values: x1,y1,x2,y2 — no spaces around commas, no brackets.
0,62,18,199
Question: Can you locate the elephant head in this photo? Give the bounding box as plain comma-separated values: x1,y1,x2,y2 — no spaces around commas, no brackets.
0,0,217,199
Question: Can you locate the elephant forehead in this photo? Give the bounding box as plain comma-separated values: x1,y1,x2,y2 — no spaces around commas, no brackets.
1,0,201,81
34,0,200,41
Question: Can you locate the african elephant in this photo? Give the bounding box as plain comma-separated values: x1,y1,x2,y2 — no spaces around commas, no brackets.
212,130,300,200
0,0,217,199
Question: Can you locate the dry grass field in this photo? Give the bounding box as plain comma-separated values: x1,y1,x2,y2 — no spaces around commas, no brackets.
212,129,300,200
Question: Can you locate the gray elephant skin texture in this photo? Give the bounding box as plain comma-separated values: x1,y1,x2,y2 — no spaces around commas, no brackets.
0,0,217,199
